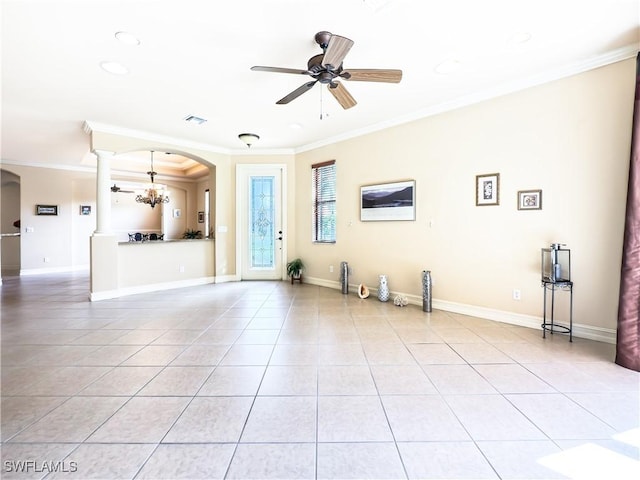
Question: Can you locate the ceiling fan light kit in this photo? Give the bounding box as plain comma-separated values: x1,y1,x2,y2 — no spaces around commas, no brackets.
251,31,402,110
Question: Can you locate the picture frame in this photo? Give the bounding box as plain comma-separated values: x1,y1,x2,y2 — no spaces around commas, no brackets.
517,189,542,210
197,211,204,223
360,180,415,222
475,173,500,206
79,205,91,215
36,204,58,216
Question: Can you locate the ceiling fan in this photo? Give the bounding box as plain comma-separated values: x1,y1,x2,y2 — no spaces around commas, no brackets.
111,184,134,193
251,31,402,109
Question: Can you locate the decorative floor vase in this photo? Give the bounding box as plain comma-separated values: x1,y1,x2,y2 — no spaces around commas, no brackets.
378,274,390,302
422,270,432,312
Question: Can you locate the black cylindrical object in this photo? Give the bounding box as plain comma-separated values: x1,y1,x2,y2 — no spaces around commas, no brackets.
422,270,432,312
340,261,349,294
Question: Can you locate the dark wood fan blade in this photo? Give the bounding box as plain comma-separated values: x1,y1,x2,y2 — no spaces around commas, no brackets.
342,69,402,83
111,184,134,193
322,35,354,70
251,66,310,75
328,82,356,109
276,81,317,104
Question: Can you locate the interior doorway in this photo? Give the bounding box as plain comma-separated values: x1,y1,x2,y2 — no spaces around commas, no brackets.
1,169,21,279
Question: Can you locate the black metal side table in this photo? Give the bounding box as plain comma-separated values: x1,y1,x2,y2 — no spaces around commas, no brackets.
541,280,573,342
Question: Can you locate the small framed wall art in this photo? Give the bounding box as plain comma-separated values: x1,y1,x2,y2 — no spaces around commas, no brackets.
197,211,204,223
36,204,58,216
79,205,91,215
517,189,542,210
475,173,500,206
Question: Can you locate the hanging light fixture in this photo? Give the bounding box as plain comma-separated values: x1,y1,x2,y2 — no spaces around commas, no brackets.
135,151,169,208
238,133,260,148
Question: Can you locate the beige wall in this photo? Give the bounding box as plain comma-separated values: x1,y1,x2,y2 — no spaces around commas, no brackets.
295,59,635,337
1,165,96,272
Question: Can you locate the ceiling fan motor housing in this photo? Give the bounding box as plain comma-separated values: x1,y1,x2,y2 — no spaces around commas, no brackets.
314,31,332,50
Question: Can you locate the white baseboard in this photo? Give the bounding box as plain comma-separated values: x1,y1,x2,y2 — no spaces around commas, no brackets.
90,276,215,301
20,265,90,276
303,276,616,344
214,274,240,284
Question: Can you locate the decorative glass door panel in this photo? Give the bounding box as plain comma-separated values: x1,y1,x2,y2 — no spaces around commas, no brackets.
250,176,275,269
238,165,284,280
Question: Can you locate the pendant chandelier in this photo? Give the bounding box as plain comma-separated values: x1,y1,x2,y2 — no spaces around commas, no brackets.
135,151,169,209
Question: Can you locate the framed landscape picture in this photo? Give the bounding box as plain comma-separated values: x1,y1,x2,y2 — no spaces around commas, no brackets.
360,180,415,221
36,204,58,216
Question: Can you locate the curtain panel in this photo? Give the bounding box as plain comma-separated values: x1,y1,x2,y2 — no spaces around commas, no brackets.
616,53,640,372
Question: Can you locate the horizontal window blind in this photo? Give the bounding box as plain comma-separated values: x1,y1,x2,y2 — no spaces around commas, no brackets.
312,160,336,243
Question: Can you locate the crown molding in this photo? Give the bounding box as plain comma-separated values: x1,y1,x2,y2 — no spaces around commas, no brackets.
0,159,97,173
295,44,639,154
83,121,231,155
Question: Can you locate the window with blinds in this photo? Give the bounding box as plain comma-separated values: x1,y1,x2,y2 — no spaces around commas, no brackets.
312,160,336,243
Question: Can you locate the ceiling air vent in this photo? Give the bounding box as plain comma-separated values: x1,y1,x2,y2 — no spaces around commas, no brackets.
183,115,207,125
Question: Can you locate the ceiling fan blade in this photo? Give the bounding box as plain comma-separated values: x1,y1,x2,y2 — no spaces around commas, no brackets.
276,80,317,104
342,69,403,83
251,66,310,75
322,34,354,70
111,184,135,193
328,82,357,109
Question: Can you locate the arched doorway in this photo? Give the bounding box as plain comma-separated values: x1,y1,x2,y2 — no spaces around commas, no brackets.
1,169,21,279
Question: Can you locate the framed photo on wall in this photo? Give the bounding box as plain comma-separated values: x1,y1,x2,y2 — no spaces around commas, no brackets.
79,205,91,215
36,204,58,216
475,173,500,206
517,189,542,210
360,180,415,221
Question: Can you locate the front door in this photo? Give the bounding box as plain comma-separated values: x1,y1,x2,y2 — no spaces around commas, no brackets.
237,165,286,280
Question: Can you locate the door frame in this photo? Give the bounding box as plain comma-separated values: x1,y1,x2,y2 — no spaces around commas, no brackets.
235,164,287,280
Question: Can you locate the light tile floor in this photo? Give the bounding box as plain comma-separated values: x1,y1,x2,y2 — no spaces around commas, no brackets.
1,273,639,479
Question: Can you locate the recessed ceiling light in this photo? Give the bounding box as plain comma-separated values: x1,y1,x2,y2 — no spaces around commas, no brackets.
100,61,129,75
434,59,462,75
115,31,140,46
363,0,395,12
508,31,532,44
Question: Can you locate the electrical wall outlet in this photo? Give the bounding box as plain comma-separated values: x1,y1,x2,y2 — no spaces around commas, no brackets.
329,265,334,273
512,289,521,300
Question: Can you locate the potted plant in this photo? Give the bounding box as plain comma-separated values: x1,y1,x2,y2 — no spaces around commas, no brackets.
182,229,203,239
286,258,304,284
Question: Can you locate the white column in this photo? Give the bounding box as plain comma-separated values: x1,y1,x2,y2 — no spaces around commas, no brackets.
93,149,114,235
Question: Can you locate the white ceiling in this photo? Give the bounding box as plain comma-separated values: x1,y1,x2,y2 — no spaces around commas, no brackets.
1,0,639,178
